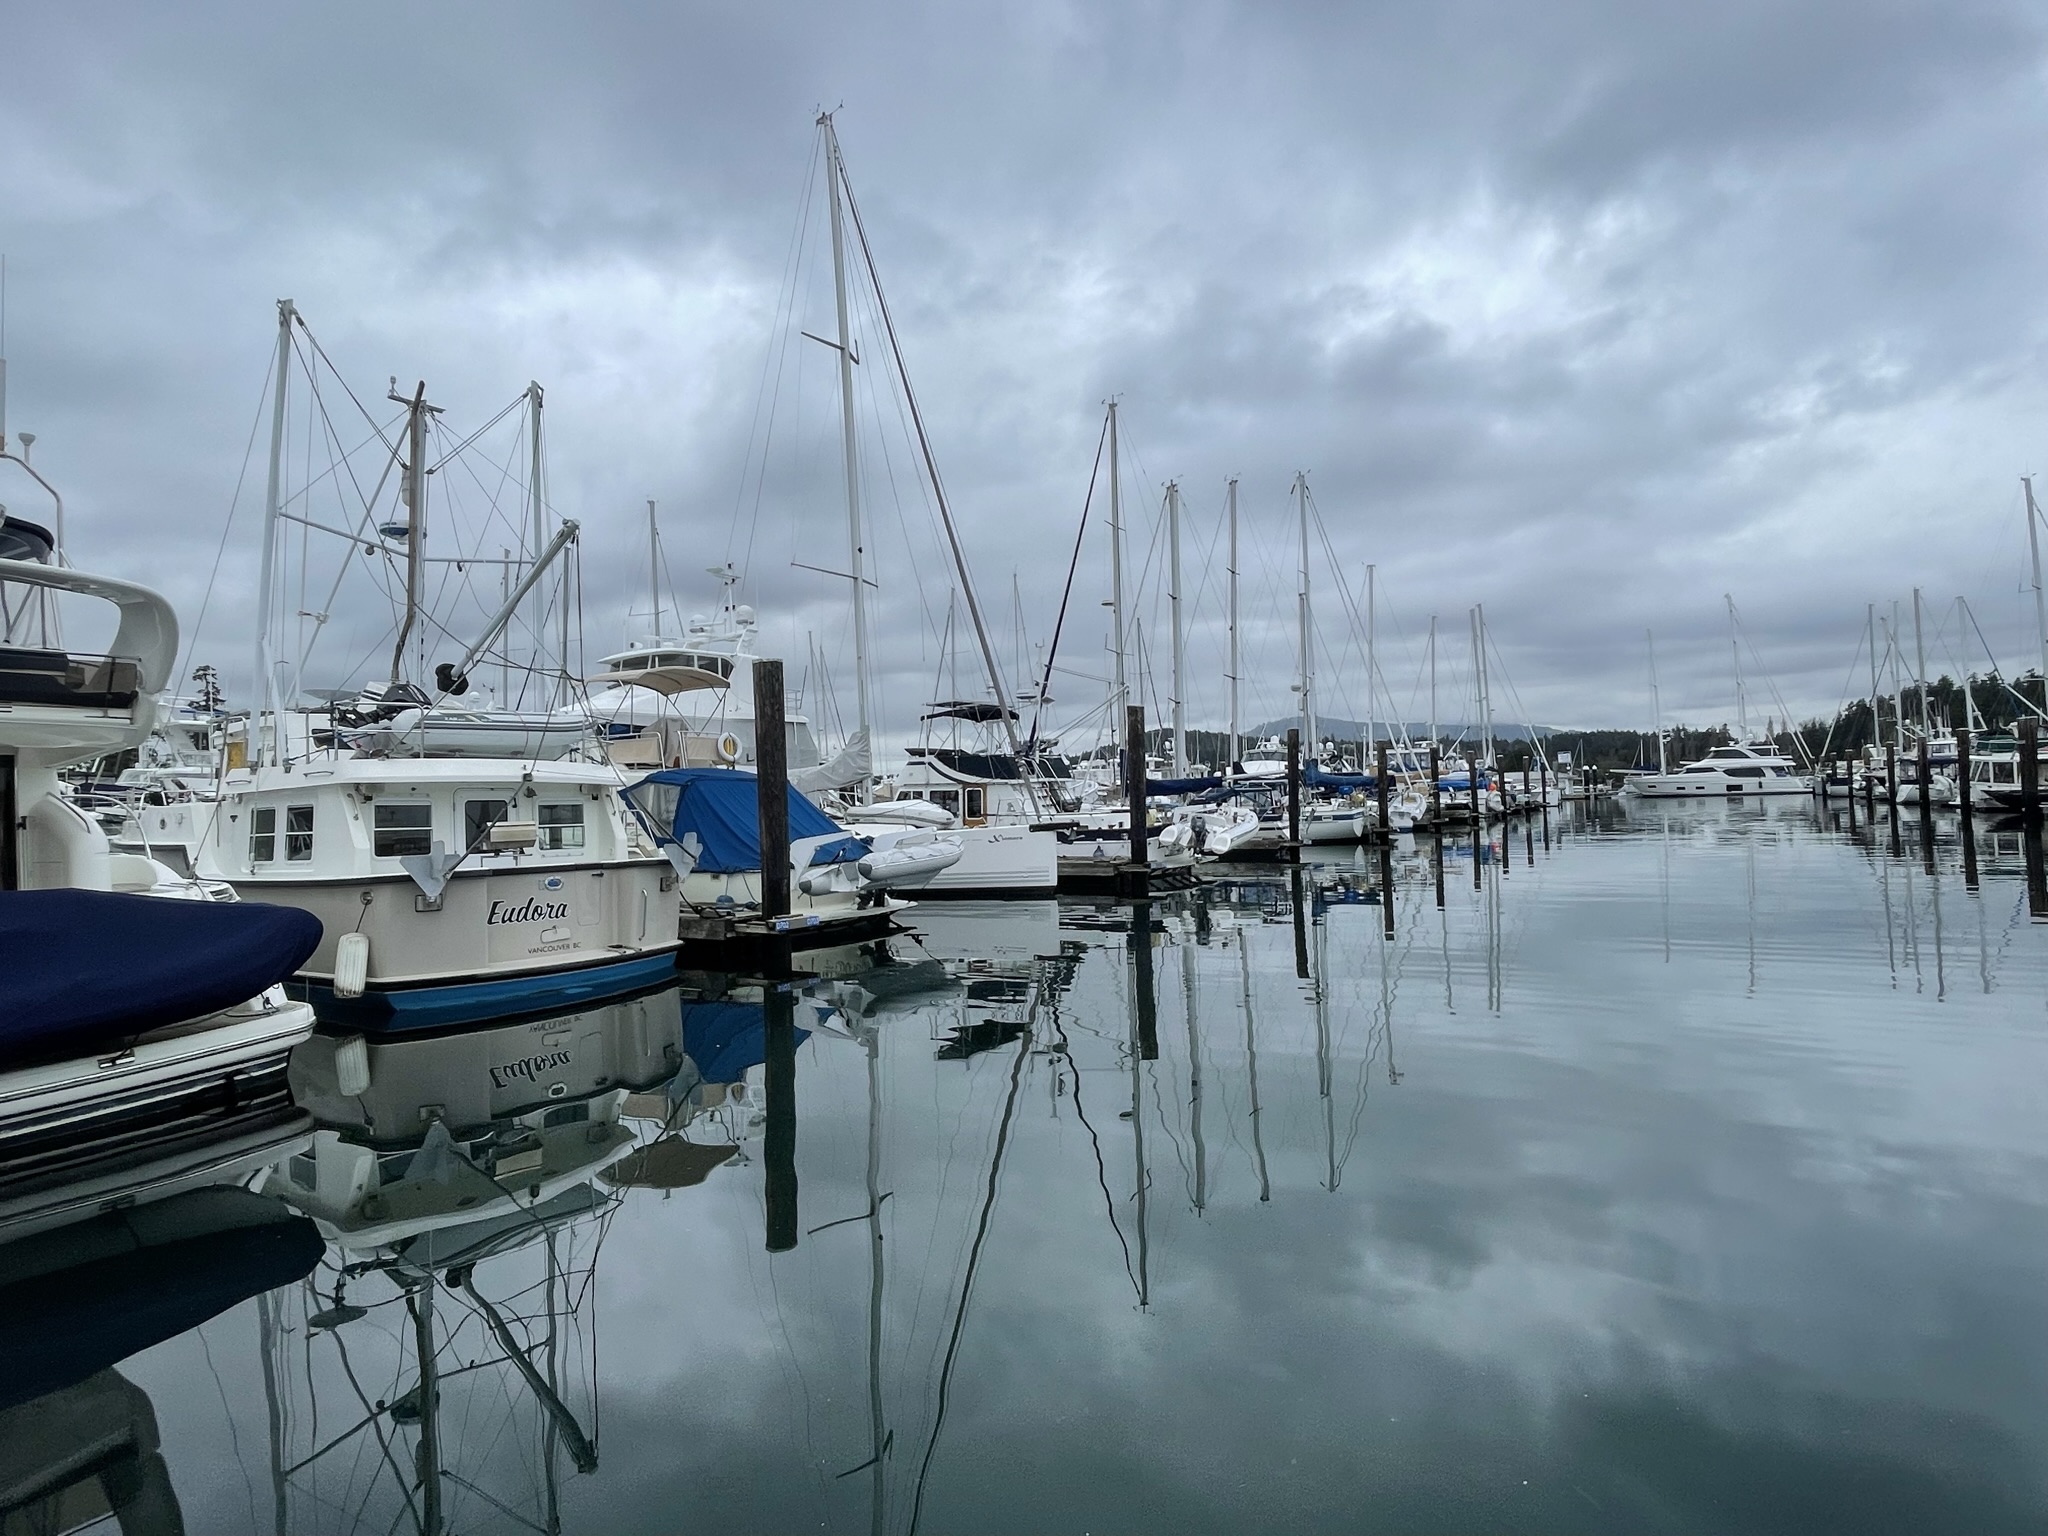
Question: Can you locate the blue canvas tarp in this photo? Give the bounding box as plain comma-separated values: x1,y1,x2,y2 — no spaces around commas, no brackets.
1146,774,1225,796
0,889,321,1069
682,999,810,1085
1303,762,1376,792
624,768,867,874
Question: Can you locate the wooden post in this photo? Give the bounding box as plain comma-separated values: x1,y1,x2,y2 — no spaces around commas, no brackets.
1917,737,1931,814
1845,759,1858,834
1537,755,1548,809
1885,743,1900,826
1285,728,1302,856
763,979,798,1252
2021,717,2040,817
1374,742,1389,843
1861,750,1874,811
1818,759,1830,803
752,658,790,922
1428,745,1442,828
1126,704,1150,868
1466,752,1480,825
1521,762,1531,813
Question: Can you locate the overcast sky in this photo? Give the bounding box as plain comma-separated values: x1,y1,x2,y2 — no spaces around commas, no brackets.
5,2,2047,745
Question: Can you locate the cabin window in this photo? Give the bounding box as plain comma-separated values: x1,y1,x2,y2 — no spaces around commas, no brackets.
464,798,511,848
929,789,961,815
539,802,586,850
285,804,314,861
965,787,986,821
1724,766,1766,778
374,802,433,857
249,805,276,862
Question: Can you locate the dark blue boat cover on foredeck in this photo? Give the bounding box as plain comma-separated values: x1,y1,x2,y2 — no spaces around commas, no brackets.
1146,775,1225,796
1304,763,1376,791
682,999,810,1084
624,768,867,875
0,889,321,1067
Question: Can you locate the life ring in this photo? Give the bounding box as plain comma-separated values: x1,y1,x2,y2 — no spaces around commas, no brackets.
715,731,743,764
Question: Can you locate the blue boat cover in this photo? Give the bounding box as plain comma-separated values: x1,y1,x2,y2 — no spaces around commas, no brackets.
1304,762,1376,791
683,999,809,1084
0,889,322,1068
0,1188,322,1411
625,768,867,875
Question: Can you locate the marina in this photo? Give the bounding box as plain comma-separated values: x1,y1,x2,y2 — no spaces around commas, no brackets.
8,12,2048,1530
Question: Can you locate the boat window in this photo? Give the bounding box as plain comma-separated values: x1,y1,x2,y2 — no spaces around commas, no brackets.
1724,766,1766,778
285,804,314,861
249,805,276,862
965,787,985,822
465,798,512,848
929,789,961,815
539,802,586,850
374,802,433,858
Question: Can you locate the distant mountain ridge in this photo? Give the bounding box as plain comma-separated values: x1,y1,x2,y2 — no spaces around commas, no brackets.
1248,718,1562,743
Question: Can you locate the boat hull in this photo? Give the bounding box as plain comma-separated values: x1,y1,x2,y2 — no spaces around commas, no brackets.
904,825,1059,897
294,948,681,1032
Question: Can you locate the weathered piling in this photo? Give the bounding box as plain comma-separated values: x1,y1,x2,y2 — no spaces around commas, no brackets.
753,658,791,922
1375,743,1390,841
1286,729,1302,858
1917,737,1932,814
764,979,798,1252
1885,743,1901,833
1428,746,1442,828
1845,758,1858,834
1127,704,1150,868
2021,718,2040,817
1466,752,1480,825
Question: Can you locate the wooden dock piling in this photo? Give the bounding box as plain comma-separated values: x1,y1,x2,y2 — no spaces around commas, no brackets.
2021,718,2040,817
1917,737,1932,814
753,658,791,922
1286,729,1302,859
1374,742,1390,842
1127,704,1150,868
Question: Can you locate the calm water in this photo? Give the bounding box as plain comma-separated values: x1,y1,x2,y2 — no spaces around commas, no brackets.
18,801,2048,1533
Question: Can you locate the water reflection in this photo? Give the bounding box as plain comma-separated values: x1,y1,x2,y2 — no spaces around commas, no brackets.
6,812,2048,1532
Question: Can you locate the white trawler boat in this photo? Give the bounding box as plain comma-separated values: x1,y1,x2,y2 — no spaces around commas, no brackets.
187,303,681,1029
0,539,319,1217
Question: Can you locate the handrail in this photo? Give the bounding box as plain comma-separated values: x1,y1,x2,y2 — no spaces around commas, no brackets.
0,556,178,693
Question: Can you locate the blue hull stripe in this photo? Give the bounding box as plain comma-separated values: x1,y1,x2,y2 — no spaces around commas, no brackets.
296,951,679,1032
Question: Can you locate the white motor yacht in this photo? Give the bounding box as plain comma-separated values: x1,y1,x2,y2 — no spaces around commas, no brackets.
0,546,318,1212
1622,742,1815,798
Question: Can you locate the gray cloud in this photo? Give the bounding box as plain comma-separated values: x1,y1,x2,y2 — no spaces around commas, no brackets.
3,1,2046,742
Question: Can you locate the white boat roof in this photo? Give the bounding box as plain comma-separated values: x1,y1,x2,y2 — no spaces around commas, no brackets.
228,755,633,789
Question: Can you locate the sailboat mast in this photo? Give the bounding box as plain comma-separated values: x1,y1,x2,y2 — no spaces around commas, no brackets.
1296,472,1313,758
2027,477,2048,690
647,500,662,637
1428,614,1437,748
1911,585,1929,735
1476,603,1494,769
1366,564,1376,762
1109,402,1126,713
1649,628,1666,773
527,382,545,689
1891,600,1905,752
389,380,430,687
822,113,873,762
255,299,294,765
1959,597,1987,731
1167,480,1187,774
1226,477,1240,768
1727,593,1746,739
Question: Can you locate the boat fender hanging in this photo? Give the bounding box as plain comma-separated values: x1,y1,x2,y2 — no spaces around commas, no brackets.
334,933,371,999
715,731,742,764
433,662,470,696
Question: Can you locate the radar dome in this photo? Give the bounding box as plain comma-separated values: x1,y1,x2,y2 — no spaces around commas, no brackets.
735,604,757,626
